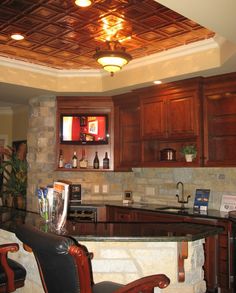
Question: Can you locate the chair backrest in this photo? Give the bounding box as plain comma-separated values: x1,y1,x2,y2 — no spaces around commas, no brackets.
15,224,91,293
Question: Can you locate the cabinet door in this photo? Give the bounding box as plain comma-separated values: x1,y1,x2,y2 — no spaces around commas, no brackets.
141,96,166,138
106,206,137,221
167,94,197,138
113,95,140,170
204,94,236,166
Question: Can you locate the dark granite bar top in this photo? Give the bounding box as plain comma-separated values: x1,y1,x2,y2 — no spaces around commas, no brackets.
67,221,223,242
0,207,223,242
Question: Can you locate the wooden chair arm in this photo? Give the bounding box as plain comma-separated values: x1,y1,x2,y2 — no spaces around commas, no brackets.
69,245,93,293
114,274,170,293
0,243,20,292
69,245,170,293
0,243,19,254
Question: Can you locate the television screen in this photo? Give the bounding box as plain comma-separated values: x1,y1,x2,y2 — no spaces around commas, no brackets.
60,114,109,145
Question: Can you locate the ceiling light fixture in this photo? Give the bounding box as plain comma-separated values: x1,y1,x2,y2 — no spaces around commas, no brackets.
94,41,132,76
75,0,92,7
153,80,162,85
11,33,24,41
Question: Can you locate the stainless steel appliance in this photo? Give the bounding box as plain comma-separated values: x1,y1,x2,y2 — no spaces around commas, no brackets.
67,206,97,222
67,184,97,222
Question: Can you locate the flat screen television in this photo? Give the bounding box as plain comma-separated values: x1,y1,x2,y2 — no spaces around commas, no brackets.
60,114,109,145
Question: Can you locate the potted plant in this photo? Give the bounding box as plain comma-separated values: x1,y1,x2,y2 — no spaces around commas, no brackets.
0,145,27,209
181,145,197,162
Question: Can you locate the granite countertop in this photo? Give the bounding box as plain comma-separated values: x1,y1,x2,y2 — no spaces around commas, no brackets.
0,207,223,242
78,200,230,220
67,221,223,242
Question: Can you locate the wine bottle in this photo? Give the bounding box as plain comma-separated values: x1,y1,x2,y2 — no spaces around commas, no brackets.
58,150,64,168
72,151,78,168
103,152,109,169
93,151,99,169
79,149,88,169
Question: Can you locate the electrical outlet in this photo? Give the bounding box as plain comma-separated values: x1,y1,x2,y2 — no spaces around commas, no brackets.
124,190,133,201
94,185,99,194
145,187,155,196
102,184,108,193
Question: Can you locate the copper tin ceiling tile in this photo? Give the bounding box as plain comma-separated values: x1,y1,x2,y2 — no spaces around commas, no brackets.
0,0,214,70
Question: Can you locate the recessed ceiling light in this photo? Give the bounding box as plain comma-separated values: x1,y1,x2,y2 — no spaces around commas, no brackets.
11,33,24,41
75,0,92,7
153,80,162,85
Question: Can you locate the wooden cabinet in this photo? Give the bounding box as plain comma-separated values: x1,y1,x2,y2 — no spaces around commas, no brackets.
141,90,197,140
113,93,140,171
141,95,166,138
106,206,137,221
139,77,203,166
204,72,236,166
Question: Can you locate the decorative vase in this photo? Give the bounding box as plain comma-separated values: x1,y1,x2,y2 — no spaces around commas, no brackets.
185,154,194,162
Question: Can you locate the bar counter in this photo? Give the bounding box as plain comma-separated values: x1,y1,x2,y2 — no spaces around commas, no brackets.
0,206,222,241
0,207,223,293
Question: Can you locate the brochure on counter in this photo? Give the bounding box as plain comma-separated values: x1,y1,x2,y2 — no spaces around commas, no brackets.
193,189,210,212
53,181,70,231
220,194,236,212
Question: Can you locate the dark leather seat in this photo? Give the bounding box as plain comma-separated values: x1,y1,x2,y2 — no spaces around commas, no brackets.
0,243,26,293
15,224,170,293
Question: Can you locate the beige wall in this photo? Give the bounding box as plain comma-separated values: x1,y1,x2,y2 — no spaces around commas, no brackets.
12,106,28,141
0,108,13,145
0,106,28,146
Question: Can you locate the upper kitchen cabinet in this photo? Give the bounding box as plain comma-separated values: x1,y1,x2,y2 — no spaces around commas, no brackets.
204,72,236,166
112,93,140,171
138,78,204,166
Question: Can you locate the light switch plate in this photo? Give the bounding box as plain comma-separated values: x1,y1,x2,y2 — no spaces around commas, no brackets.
124,190,133,200
102,184,108,193
145,187,155,196
94,185,100,194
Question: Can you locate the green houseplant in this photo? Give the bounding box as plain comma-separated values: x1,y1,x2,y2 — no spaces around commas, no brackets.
0,146,27,209
181,145,197,162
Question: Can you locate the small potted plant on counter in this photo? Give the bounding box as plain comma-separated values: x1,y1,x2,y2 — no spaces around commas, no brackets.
181,145,197,162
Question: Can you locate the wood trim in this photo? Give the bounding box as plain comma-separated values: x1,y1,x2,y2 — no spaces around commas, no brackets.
177,241,188,282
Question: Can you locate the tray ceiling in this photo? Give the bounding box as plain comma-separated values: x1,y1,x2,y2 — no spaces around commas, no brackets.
0,0,214,70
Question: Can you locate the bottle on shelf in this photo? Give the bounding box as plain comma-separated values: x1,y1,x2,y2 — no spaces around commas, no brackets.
58,150,64,168
103,152,109,169
72,151,78,168
93,151,99,169
79,149,88,169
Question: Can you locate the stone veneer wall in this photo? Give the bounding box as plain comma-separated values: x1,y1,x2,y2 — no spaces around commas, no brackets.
27,96,236,212
27,96,57,211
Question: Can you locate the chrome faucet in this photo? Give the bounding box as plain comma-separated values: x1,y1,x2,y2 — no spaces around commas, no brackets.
176,181,191,209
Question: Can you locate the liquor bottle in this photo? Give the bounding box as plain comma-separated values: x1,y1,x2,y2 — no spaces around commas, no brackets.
72,151,78,168
79,149,88,169
93,151,99,169
58,150,64,168
103,152,109,169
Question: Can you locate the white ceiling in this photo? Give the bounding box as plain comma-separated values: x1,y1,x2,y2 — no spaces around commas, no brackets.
1,0,236,107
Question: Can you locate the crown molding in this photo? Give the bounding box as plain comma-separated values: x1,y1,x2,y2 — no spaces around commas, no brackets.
0,107,13,114
0,38,218,78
